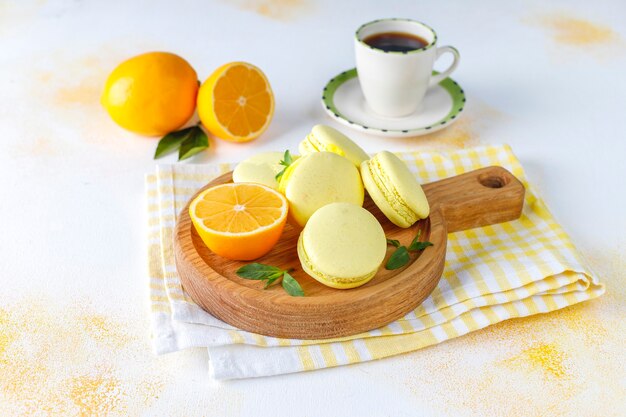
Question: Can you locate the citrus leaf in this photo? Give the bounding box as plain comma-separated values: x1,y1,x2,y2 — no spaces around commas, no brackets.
179,126,209,161
386,246,410,270
154,127,194,159
282,272,304,297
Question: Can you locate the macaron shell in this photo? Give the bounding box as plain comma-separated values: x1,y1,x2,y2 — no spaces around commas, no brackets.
298,202,386,288
361,160,412,228
299,124,369,167
281,152,364,227
298,140,312,155
233,151,290,190
361,151,429,228
378,151,429,219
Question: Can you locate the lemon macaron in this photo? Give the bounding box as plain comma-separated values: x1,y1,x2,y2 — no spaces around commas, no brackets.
233,151,298,190
361,151,430,228
299,124,369,167
298,202,387,289
279,152,364,227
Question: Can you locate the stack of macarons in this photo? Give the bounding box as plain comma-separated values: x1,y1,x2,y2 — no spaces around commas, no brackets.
232,124,430,289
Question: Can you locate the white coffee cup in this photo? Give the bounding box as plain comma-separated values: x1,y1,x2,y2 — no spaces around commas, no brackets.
355,19,460,117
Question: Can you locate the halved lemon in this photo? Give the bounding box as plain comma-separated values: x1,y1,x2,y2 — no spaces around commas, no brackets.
189,183,288,260
197,62,274,142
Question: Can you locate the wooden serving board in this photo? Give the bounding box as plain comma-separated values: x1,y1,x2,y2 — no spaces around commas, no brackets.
174,166,525,339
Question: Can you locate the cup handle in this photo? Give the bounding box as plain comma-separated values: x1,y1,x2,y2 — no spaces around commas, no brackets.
428,46,460,87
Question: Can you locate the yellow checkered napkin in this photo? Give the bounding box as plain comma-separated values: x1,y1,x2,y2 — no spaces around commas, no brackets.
146,145,604,380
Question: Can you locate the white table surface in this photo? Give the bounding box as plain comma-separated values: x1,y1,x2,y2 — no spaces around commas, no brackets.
1,0,625,416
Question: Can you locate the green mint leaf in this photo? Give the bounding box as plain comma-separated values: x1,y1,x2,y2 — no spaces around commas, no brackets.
281,272,304,297
386,238,401,248
263,273,284,288
409,230,421,247
236,263,284,280
408,230,433,251
283,150,293,165
154,126,195,159
386,246,410,270
275,150,293,181
178,126,209,161
409,241,433,251
237,263,305,296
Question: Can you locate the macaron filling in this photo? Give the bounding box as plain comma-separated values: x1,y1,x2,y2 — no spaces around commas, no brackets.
302,132,346,158
365,157,420,225
297,234,377,286
277,156,304,194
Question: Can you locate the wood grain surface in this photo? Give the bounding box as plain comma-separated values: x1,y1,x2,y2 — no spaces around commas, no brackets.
174,166,525,339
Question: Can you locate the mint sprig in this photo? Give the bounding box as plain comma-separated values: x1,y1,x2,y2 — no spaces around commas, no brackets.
275,150,293,181
385,231,433,270
408,232,434,252
386,238,401,248
154,125,208,161
386,246,410,269
236,263,304,296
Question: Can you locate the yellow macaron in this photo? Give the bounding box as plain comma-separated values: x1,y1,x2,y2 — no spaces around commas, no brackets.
233,151,297,190
299,124,369,167
297,202,387,289
278,152,364,227
361,151,430,228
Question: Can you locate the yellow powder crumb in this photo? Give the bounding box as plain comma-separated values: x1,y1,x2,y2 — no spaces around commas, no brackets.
224,0,310,21
387,280,623,416
395,117,479,151
137,377,166,407
394,100,504,151
546,17,615,45
0,332,9,359
557,304,609,345
423,118,478,149
69,373,124,417
54,74,103,107
0,308,12,359
79,313,131,348
528,13,621,48
13,136,60,157
37,71,53,83
0,297,166,415
520,343,567,378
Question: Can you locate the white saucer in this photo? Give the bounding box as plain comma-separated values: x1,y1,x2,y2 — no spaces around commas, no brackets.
321,68,466,138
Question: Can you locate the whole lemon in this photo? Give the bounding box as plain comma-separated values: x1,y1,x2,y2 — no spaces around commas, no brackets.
101,52,198,136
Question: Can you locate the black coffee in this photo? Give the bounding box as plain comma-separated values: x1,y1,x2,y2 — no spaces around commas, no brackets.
363,31,428,52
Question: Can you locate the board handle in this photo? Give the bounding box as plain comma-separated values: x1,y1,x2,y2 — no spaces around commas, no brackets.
422,166,525,233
